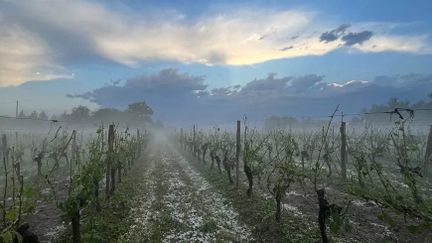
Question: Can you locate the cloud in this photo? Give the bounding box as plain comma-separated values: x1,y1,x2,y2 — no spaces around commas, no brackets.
69,70,432,124
289,75,323,92
68,69,208,120
354,35,428,53
327,80,369,88
320,24,374,46
0,1,430,85
319,24,427,54
240,73,290,93
279,46,294,51
342,31,374,46
320,24,351,43
374,73,432,87
0,24,72,86
239,74,324,96
126,69,207,91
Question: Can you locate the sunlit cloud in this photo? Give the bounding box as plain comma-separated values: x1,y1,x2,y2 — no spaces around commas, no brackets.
0,25,49,85
355,35,429,53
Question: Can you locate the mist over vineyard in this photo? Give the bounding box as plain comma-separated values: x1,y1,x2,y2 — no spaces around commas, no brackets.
1,1,432,243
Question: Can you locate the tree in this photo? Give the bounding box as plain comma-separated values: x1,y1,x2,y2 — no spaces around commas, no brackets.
69,106,91,121
38,111,48,120
29,110,38,119
91,108,122,122
59,111,69,121
126,101,153,121
18,110,26,118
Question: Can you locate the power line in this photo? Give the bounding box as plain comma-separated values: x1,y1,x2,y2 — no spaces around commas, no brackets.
0,114,63,123
331,108,432,119
0,101,17,105
280,107,432,124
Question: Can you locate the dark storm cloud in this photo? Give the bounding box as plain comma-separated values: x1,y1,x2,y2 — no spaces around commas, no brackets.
288,75,323,92
374,73,432,87
240,73,290,93
320,24,373,47
399,73,432,84
320,24,351,43
210,85,241,96
126,69,207,91
239,74,324,95
71,69,207,108
342,31,374,46
69,70,432,124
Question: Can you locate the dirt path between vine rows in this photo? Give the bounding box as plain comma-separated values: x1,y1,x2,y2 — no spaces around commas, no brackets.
24,175,69,243
120,144,254,242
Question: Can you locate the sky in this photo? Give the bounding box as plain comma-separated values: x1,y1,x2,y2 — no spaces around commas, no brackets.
0,0,431,125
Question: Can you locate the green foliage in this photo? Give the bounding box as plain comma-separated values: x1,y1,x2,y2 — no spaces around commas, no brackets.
5,208,17,222
58,132,104,222
328,208,351,234
0,230,22,243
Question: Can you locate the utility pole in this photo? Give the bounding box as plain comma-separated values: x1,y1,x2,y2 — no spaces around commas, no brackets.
15,100,18,118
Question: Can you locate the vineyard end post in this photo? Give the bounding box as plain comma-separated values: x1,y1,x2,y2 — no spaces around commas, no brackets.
424,125,432,177
106,124,115,197
340,121,347,181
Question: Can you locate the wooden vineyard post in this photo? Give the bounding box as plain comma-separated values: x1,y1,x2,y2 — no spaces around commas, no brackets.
109,124,116,195
71,130,78,166
236,120,241,188
424,125,432,177
1,134,7,162
2,135,8,227
15,132,18,147
106,124,114,197
1,135,8,180
2,157,7,227
340,121,347,181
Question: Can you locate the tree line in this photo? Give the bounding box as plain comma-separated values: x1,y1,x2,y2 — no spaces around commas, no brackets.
16,101,154,126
